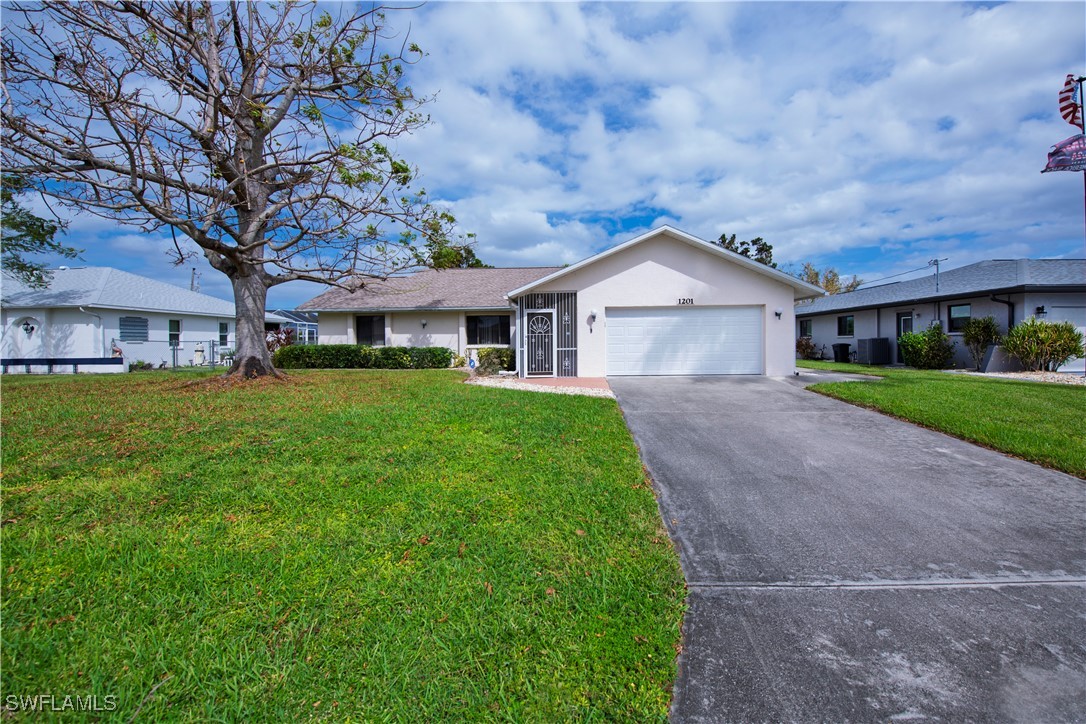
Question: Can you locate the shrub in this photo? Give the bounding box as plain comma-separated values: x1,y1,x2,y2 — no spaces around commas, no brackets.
796,337,820,360
1002,318,1084,372
407,347,453,369
272,345,454,370
369,346,411,369
961,316,1001,370
274,344,366,369
475,347,515,376
898,323,956,369
451,354,467,368
265,327,295,353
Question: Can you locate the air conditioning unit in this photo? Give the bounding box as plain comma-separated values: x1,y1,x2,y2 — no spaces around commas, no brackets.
857,338,891,365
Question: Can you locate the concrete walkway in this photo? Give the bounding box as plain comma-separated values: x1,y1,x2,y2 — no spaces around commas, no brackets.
610,376,1086,722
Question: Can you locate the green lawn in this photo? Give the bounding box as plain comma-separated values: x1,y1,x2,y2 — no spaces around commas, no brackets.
799,360,1086,478
1,370,685,720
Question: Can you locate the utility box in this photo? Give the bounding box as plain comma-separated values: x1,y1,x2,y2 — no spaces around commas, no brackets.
857,338,891,365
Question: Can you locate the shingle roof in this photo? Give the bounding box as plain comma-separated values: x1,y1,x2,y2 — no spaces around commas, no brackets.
298,267,562,312
1,266,288,321
797,259,1086,315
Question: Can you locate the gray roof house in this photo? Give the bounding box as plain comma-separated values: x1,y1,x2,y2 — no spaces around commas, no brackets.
1,266,286,373
795,259,1086,371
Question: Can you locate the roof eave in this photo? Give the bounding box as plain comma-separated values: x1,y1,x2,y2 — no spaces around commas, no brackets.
1,302,237,317
794,283,1086,317
300,305,514,313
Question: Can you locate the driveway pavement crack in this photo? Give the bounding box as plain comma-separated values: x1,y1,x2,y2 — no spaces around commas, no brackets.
687,576,1086,591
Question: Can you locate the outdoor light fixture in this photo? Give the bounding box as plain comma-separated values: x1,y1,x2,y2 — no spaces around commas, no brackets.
1035,306,1046,317
774,308,784,320
21,320,35,336
420,319,428,328
589,309,598,321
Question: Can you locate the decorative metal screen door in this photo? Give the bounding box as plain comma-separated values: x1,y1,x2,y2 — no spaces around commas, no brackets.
526,312,554,376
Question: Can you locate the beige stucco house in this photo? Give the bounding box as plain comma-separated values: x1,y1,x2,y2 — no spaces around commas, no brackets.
301,226,825,378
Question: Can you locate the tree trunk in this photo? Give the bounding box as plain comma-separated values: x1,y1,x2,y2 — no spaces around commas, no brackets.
226,268,279,378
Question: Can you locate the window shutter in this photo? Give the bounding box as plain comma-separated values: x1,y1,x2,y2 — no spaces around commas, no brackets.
119,316,149,342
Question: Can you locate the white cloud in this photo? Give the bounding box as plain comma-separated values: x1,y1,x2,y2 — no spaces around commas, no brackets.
390,1,1085,281
13,1,1084,309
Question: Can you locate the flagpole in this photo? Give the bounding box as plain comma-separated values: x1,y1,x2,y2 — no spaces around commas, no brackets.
1079,75,1085,378
1079,77,1086,265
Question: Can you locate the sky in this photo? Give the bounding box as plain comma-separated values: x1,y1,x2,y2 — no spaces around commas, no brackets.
16,1,1086,309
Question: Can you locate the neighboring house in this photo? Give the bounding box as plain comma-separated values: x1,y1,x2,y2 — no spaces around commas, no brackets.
795,259,1086,371
266,309,319,344
302,226,824,377
1,266,286,373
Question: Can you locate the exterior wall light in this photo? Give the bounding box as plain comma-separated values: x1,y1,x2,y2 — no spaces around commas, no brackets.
1035,306,1046,317
774,308,783,320
421,319,428,328
21,320,36,336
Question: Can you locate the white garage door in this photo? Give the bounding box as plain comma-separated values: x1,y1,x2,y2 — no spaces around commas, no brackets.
1049,306,1085,373
606,307,763,376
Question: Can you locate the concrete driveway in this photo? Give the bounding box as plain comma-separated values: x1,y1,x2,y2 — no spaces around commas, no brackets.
610,376,1086,722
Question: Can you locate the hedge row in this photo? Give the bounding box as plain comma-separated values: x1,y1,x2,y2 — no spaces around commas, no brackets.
273,345,453,370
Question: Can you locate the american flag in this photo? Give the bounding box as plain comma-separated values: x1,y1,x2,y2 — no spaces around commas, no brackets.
1059,74,1083,129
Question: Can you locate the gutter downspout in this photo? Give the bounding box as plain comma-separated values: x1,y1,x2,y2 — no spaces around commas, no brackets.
990,296,1014,330
79,306,105,357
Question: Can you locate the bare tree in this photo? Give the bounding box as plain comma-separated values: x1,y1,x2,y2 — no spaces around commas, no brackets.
800,263,863,295
2,1,462,377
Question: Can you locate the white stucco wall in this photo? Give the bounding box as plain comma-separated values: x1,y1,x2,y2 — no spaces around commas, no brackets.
389,311,461,351
1,307,233,373
531,233,800,376
317,312,352,344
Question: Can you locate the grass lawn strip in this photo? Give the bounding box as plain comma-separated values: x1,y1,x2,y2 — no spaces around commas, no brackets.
1,370,685,720
798,360,1086,478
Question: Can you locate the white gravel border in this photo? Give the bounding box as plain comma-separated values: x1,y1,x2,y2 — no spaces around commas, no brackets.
944,369,1086,386
464,375,615,398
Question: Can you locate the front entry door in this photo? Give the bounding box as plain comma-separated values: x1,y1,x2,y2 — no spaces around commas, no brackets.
526,312,554,376
896,312,913,363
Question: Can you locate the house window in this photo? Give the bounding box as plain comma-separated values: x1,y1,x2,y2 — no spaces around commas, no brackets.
355,315,385,346
948,304,971,333
467,315,511,345
799,318,813,337
219,322,229,346
168,319,181,347
837,315,854,337
119,316,148,342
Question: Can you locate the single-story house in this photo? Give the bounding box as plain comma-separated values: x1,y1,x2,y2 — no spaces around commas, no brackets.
1,266,287,373
795,258,1086,371
267,309,319,344
300,226,825,377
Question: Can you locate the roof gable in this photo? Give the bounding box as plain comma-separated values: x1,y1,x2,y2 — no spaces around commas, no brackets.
506,226,825,300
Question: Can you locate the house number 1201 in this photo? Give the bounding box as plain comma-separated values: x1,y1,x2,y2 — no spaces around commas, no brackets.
677,298,694,305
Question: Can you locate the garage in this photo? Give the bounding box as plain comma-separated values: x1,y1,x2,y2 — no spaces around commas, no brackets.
606,306,763,376
1048,305,1085,373
506,227,823,378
